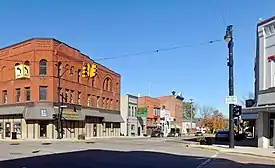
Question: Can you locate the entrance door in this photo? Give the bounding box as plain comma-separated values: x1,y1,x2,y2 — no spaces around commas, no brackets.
39,122,47,137
270,120,274,146
138,127,141,136
93,124,97,137
5,122,11,138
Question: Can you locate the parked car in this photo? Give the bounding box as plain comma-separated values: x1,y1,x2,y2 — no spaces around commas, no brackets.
215,130,230,141
151,131,164,137
195,131,203,136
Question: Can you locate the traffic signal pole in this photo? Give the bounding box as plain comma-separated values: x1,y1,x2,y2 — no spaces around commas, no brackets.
225,25,235,148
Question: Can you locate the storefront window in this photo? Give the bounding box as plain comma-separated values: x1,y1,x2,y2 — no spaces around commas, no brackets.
14,122,21,138
0,122,2,139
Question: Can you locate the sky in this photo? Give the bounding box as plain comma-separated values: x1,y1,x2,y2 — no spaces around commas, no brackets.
0,0,274,117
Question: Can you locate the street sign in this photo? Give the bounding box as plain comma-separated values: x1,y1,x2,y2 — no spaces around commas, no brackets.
225,96,237,104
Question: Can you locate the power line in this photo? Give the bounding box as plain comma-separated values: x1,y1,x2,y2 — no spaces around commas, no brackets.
0,39,222,63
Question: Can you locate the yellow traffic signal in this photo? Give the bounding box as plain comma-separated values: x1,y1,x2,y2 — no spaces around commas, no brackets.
82,63,97,78
89,64,97,77
82,65,88,77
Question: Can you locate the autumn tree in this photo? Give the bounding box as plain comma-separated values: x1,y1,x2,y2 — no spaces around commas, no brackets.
199,105,215,127
205,110,227,133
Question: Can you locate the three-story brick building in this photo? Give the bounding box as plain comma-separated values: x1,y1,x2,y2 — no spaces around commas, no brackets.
0,38,123,139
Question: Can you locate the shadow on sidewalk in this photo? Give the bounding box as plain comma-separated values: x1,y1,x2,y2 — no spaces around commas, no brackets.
0,149,273,168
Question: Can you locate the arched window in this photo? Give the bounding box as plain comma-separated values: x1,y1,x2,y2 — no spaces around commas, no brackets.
103,77,112,91
77,69,81,83
39,59,47,75
24,61,30,65
15,63,20,66
70,66,74,76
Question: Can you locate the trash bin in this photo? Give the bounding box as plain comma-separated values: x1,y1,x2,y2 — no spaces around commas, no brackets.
11,132,17,140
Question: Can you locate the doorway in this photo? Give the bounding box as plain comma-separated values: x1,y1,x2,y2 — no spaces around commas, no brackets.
93,124,97,137
5,122,11,138
138,127,141,136
39,122,47,137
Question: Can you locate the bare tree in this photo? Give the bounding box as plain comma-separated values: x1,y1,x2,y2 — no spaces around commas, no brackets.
199,105,215,120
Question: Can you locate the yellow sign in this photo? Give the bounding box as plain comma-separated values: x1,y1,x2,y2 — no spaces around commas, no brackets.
82,63,97,78
62,109,79,120
15,64,30,79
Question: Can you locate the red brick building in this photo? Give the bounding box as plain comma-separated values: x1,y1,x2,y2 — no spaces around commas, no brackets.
138,92,184,134
0,38,123,139
138,96,161,135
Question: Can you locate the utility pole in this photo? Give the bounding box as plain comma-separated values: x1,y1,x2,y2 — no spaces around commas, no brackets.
224,25,235,148
57,62,62,139
190,99,193,131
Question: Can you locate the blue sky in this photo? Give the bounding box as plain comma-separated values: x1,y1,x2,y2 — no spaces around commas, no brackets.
0,0,274,116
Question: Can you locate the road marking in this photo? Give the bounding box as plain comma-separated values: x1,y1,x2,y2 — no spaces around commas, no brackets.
196,153,218,168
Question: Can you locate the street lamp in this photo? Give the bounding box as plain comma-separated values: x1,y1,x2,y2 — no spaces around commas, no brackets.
224,25,235,148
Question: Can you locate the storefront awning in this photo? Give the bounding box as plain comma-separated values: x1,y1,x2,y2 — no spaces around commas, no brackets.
24,106,56,120
102,113,124,123
241,113,259,120
82,108,104,118
243,105,275,113
0,106,25,115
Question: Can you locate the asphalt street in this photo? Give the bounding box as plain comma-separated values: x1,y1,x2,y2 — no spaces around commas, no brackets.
0,137,273,168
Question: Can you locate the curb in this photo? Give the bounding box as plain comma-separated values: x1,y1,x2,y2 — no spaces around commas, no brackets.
193,145,275,159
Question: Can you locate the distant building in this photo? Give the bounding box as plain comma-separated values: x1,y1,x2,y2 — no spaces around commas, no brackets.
157,91,184,133
138,91,184,135
138,96,160,135
160,108,171,136
120,94,146,136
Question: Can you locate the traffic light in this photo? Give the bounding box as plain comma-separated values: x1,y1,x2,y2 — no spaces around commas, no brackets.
82,65,88,78
233,105,242,117
89,64,97,77
53,113,58,120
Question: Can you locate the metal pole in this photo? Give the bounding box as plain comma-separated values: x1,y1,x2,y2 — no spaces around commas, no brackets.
57,62,61,139
190,99,193,132
226,25,235,148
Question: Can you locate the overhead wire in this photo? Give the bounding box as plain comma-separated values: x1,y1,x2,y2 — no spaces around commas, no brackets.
0,39,222,63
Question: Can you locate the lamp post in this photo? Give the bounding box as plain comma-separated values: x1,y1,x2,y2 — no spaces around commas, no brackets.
224,25,235,148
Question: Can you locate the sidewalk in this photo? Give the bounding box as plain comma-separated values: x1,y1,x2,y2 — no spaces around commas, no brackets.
0,136,148,143
192,144,275,159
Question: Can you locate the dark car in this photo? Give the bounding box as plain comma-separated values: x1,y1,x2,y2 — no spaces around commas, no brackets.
151,131,164,137
215,130,229,141
195,131,203,136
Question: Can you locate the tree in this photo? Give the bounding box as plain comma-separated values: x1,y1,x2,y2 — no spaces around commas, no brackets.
239,92,254,106
206,110,226,132
182,102,196,120
199,105,215,127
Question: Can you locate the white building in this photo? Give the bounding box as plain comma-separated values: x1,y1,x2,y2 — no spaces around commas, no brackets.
243,16,275,148
160,108,171,137
120,94,147,136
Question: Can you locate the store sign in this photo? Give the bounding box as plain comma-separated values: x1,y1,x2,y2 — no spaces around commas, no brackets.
82,63,97,78
40,109,48,117
137,107,148,117
62,109,79,120
15,64,30,79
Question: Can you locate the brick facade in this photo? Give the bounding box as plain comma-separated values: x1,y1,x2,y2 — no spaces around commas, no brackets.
0,38,121,109
0,38,122,139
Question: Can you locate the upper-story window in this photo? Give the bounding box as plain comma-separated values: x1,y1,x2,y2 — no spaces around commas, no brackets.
70,66,74,76
39,59,47,75
77,69,81,83
103,77,112,91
